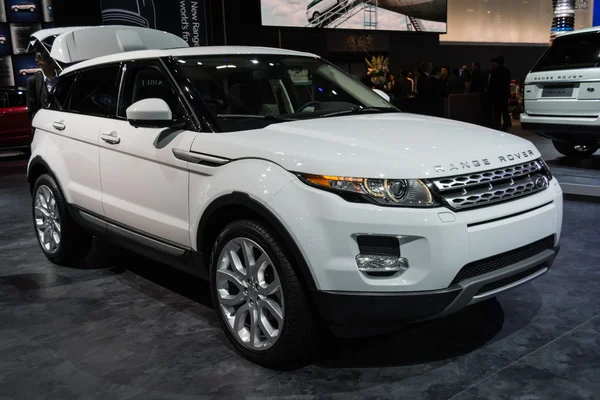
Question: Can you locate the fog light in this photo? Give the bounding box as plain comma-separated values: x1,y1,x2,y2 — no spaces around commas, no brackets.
356,254,409,275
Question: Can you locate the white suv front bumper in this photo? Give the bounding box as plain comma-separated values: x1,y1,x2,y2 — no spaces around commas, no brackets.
267,177,563,325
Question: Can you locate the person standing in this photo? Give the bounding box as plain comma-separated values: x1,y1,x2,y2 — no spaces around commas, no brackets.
405,70,415,94
416,62,432,115
488,57,512,130
447,68,464,95
497,56,512,129
469,62,486,93
428,67,445,117
26,52,58,120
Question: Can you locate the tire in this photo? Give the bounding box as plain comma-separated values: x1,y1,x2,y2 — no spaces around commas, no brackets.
553,140,598,158
32,174,92,266
21,72,27,76
12,7,18,12
312,12,320,22
210,219,318,368
30,7,35,12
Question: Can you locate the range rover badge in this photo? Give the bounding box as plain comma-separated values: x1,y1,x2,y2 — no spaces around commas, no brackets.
588,87,595,92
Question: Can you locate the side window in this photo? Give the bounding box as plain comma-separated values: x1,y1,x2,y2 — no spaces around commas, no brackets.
0,90,26,109
0,92,8,108
118,61,185,120
68,65,121,117
47,73,77,111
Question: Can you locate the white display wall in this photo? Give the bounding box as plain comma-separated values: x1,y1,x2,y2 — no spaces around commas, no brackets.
441,0,592,44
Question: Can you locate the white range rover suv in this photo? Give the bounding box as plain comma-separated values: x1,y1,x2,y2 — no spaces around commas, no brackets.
28,26,563,367
522,27,600,158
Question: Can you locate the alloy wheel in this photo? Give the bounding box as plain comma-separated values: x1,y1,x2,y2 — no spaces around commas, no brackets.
216,237,284,351
34,185,61,254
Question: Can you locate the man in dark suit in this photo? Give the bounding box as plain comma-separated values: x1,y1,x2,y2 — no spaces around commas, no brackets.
428,67,445,117
469,62,487,93
26,52,58,120
488,57,512,130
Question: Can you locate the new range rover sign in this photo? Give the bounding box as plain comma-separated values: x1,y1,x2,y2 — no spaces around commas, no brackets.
100,0,207,47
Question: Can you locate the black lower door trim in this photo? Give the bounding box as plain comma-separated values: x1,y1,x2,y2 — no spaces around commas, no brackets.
68,204,207,279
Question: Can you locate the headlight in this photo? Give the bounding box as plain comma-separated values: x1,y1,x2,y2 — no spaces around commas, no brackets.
298,174,439,207
539,158,553,180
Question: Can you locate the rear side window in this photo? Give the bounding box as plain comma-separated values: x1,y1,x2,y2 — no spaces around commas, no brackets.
47,73,77,111
532,32,600,72
0,90,26,108
68,65,121,117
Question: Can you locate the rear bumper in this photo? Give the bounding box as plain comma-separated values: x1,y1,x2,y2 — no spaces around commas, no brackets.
312,245,559,326
521,114,600,143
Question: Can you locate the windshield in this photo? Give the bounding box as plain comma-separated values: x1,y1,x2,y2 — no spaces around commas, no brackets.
175,54,397,132
532,32,600,72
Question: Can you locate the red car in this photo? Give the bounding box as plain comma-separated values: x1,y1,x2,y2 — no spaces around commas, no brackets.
0,89,32,152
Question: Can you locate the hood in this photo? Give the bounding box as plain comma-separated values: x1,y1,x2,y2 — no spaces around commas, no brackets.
192,113,541,179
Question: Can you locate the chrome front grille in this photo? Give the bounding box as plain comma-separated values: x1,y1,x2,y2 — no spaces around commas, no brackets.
431,160,550,211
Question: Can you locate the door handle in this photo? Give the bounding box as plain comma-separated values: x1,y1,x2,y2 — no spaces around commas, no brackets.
101,131,120,145
52,121,66,131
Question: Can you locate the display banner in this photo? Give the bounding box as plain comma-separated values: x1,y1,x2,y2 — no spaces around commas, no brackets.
0,0,54,88
594,0,600,25
100,0,207,46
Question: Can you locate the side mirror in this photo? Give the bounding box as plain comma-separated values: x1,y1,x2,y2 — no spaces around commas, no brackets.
372,88,391,102
126,98,185,128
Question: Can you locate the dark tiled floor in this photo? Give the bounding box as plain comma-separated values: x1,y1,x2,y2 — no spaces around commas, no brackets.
1,152,600,399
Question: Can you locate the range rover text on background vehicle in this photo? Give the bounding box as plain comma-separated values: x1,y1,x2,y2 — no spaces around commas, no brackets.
521,27,600,158
27,26,563,368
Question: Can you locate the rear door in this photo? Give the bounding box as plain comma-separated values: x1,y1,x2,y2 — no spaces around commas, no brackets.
526,32,600,117
35,65,121,217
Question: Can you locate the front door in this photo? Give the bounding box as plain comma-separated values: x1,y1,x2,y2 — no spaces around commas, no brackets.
99,60,198,247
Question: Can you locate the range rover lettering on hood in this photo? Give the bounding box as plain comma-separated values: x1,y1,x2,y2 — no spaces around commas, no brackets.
533,75,583,81
433,150,535,173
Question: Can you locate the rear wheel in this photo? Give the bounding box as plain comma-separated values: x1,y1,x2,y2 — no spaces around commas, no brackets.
32,174,92,266
210,220,318,368
553,140,598,158
29,7,35,12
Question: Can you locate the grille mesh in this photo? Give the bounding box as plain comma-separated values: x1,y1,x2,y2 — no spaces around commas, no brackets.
431,160,550,211
450,235,555,286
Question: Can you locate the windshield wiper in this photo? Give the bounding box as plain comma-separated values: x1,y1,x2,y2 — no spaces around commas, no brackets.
319,107,396,118
217,114,296,121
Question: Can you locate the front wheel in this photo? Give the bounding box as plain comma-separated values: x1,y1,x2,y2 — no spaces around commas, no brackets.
210,220,318,368
553,140,598,158
29,7,35,12
32,174,92,266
